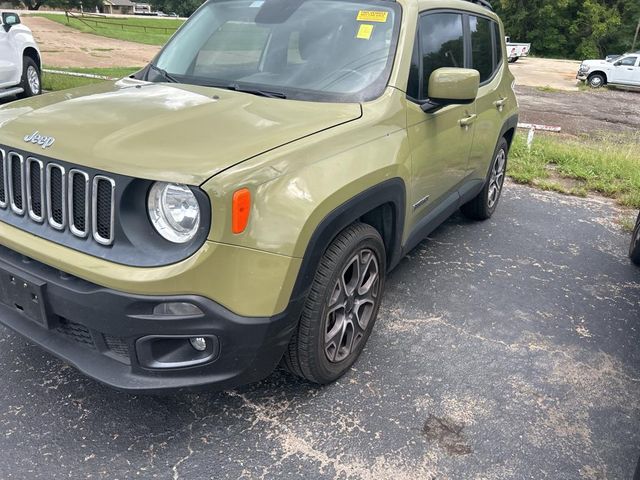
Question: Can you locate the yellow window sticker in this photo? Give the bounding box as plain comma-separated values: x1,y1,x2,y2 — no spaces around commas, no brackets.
357,10,388,23
356,24,374,40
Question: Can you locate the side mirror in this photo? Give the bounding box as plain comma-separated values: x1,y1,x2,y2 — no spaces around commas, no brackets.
420,68,480,113
2,12,21,32
614,61,622,66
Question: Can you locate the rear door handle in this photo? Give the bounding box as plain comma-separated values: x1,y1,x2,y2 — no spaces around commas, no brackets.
459,114,477,128
494,97,507,110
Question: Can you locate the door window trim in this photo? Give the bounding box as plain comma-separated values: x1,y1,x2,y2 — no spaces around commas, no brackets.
406,8,502,105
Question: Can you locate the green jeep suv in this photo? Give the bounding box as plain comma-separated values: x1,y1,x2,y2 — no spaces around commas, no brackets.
0,0,517,392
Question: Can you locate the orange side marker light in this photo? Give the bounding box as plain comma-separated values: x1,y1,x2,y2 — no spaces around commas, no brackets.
232,188,251,234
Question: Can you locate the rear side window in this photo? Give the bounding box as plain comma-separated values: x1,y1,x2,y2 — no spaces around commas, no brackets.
470,15,493,82
493,22,502,68
418,12,465,98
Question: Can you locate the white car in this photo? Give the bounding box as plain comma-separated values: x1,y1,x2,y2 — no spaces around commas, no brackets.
0,11,42,100
577,53,640,88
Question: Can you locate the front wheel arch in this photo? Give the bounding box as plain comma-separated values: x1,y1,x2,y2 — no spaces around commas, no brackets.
290,178,406,304
587,71,607,87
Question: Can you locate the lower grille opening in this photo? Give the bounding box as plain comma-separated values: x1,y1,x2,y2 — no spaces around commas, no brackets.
56,317,95,350
104,335,130,360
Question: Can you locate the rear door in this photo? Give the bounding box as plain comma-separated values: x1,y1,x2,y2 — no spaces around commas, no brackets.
467,15,511,180
405,11,476,229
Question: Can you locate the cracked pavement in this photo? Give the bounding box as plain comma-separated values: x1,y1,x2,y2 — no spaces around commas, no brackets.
0,182,639,479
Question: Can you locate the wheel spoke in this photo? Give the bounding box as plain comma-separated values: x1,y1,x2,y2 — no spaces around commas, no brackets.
328,278,346,308
357,250,379,297
354,298,375,331
341,255,360,297
325,306,346,362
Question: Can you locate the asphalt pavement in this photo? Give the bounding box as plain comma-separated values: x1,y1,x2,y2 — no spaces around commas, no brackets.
1,182,639,480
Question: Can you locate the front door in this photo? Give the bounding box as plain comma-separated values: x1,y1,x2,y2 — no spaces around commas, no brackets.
610,55,639,85
0,21,20,87
406,11,475,230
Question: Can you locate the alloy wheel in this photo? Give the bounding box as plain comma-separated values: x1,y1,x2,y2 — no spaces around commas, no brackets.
324,248,380,363
487,149,506,209
27,66,40,94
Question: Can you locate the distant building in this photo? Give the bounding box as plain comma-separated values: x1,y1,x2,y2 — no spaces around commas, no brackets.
102,0,136,15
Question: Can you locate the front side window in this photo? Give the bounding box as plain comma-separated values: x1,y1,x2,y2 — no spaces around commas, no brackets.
153,0,401,102
418,12,464,99
619,56,638,66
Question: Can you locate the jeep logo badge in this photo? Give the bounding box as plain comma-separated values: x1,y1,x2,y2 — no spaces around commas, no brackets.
24,131,55,149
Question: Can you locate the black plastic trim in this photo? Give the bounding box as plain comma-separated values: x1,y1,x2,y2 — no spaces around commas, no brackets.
0,243,303,393
291,178,406,301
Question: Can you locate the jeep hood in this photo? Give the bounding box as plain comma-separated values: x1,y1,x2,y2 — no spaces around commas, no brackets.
0,79,362,185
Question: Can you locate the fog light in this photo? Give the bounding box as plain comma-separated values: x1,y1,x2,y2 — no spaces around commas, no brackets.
189,337,208,352
153,302,203,317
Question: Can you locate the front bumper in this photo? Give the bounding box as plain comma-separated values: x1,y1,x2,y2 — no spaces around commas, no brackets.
576,72,588,81
0,244,302,393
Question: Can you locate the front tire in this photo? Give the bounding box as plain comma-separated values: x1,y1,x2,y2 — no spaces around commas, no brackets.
630,213,640,266
461,137,509,220
19,57,41,98
284,223,386,384
588,73,605,88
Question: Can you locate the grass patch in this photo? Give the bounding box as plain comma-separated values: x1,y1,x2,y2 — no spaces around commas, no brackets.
33,13,183,45
616,216,637,233
43,67,140,91
508,133,640,208
536,85,562,93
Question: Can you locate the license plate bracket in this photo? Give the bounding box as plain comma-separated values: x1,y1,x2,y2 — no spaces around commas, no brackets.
0,265,50,328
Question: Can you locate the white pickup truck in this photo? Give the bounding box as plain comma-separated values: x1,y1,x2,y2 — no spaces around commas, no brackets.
577,52,640,88
0,11,42,99
505,36,530,63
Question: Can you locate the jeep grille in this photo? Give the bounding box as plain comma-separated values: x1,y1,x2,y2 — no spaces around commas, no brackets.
0,149,116,246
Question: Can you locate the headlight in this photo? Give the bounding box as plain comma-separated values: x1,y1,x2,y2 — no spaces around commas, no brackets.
148,182,201,244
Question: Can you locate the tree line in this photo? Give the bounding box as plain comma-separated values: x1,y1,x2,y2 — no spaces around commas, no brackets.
8,0,640,59
495,0,639,58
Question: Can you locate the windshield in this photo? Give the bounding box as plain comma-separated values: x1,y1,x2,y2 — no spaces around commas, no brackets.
151,0,401,102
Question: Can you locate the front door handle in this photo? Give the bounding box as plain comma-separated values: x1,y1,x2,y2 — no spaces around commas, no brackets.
459,114,477,128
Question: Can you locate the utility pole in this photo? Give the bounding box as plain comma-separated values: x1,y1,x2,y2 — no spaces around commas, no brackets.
633,18,640,52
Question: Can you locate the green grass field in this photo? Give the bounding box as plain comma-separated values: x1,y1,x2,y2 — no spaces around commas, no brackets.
508,133,640,209
34,13,183,45
43,67,141,91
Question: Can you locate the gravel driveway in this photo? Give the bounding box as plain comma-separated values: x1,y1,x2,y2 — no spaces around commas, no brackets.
21,16,160,68
516,85,640,138
1,182,638,480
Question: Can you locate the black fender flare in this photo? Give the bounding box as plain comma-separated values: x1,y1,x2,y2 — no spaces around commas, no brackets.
289,178,407,303
499,113,519,148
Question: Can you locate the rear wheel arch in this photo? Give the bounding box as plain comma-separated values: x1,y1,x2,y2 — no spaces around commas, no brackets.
290,178,406,304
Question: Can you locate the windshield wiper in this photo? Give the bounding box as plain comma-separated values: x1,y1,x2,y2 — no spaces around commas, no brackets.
148,63,180,84
216,83,287,99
